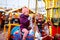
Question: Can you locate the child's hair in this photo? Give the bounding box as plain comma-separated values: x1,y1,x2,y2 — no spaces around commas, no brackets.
37,13,44,19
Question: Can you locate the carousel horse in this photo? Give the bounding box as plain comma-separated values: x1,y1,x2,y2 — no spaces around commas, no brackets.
11,26,34,40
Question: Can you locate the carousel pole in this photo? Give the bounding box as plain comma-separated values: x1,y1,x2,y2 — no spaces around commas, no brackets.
56,9,59,34
28,0,30,8
49,15,52,36
34,0,38,40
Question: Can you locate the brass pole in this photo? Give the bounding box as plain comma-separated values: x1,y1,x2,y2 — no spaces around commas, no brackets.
35,0,38,13
34,0,38,40
57,8,59,34
28,0,30,8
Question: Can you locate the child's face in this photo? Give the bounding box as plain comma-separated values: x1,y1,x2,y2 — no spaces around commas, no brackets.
22,7,29,15
38,14,44,21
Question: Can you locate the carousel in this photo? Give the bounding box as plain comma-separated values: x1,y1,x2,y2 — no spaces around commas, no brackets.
0,0,60,40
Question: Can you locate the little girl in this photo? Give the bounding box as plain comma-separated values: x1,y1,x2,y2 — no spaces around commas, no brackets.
20,7,31,40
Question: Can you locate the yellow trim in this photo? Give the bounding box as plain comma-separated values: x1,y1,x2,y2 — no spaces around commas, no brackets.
49,26,52,35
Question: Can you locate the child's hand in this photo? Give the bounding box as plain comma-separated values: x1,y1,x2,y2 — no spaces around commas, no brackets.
28,27,31,30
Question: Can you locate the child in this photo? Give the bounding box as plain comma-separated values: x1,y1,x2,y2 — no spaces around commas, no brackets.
36,14,45,34
20,7,30,40
36,14,54,40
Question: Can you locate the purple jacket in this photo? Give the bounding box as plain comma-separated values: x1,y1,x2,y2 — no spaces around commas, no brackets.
20,14,30,30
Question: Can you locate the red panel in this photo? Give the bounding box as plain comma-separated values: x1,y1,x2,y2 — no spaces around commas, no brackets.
58,26,60,34
52,26,60,36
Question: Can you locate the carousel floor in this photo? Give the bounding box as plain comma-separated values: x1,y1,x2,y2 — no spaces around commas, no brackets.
0,29,7,40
